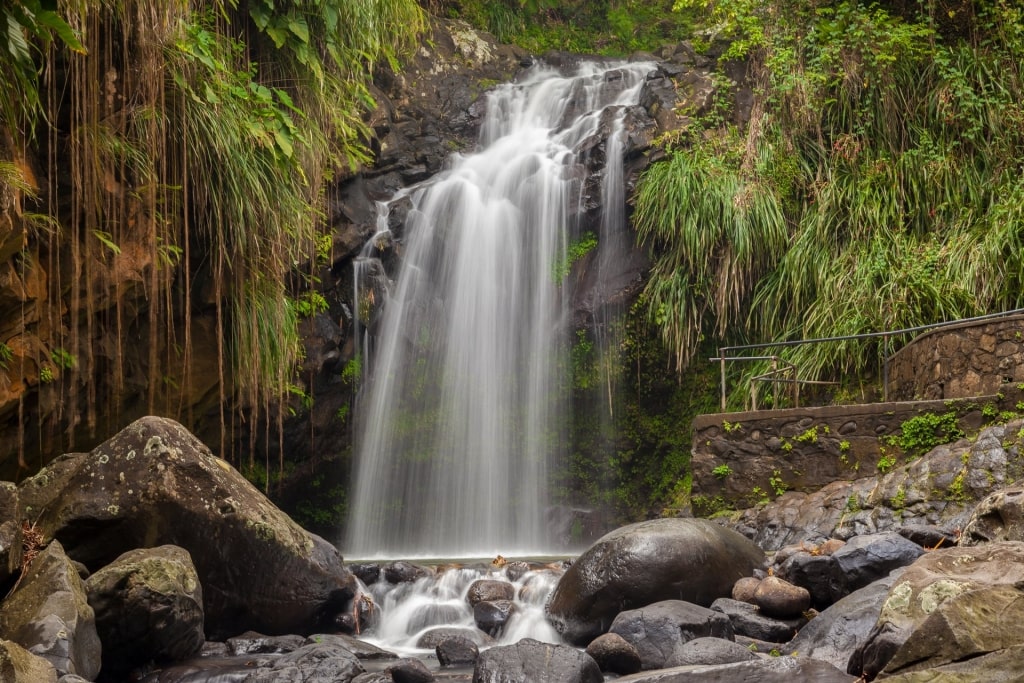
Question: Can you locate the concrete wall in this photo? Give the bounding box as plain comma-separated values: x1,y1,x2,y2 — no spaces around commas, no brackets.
886,313,1024,401
690,386,1024,516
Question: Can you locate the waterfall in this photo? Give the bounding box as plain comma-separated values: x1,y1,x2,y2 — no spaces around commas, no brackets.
345,61,654,559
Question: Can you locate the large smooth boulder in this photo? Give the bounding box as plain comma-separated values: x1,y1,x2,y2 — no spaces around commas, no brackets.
609,600,733,670
472,638,601,683
830,532,923,601
606,656,853,682
545,518,765,644
0,541,100,679
783,572,899,670
17,416,358,639
849,541,1024,679
0,640,58,683
86,545,204,677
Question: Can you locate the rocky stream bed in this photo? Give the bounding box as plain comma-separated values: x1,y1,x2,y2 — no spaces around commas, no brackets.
2,416,1024,682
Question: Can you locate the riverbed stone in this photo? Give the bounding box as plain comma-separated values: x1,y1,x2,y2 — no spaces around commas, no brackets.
831,531,923,601
709,598,803,643
607,656,854,682
389,657,434,683
472,638,601,683
0,540,100,679
437,635,479,667
585,632,641,674
473,599,516,637
609,600,733,670
752,575,810,619
85,544,204,677
545,518,765,644
17,416,358,639
416,627,494,649
466,579,514,606
664,637,758,667
731,577,760,603
384,561,429,584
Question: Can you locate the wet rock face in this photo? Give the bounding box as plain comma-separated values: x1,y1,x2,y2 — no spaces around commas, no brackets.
545,518,765,645
17,416,357,640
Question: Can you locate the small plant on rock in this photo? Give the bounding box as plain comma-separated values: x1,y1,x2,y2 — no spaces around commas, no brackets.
712,464,733,479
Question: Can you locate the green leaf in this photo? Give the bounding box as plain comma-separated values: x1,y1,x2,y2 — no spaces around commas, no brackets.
34,10,86,53
273,129,293,157
265,24,288,49
286,15,309,44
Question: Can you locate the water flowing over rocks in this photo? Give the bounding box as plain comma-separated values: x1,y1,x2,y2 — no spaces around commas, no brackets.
545,518,765,645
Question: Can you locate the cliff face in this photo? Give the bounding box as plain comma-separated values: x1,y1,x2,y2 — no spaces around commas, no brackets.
0,14,725,532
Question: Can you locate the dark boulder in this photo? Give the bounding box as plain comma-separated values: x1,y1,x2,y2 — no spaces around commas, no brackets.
783,572,899,671
389,657,434,683
472,638,601,683
416,627,494,649
384,561,429,584
831,532,923,601
85,545,204,677
585,633,641,675
436,636,479,667
466,579,514,606
607,656,853,682
227,631,306,655
709,598,803,643
0,541,100,679
609,600,733,670
473,600,516,637
350,563,381,586
304,632,397,660
545,518,765,644
663,637,758,667
777,550,841,609
17,416,358,639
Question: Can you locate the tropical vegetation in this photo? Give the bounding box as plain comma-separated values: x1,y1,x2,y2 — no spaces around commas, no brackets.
0,0,423,477
634,0,1024,405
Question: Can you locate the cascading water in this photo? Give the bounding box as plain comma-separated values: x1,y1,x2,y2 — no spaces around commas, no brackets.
346,60,654,560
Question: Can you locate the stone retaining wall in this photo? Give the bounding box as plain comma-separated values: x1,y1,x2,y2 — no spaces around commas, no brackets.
690,385,1024,517
886,313,1024,401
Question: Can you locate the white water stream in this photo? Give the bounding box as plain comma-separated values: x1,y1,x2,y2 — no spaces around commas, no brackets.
345,60,654,561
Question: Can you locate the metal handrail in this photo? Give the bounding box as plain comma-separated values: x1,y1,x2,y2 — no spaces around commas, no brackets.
710,307,1024,412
